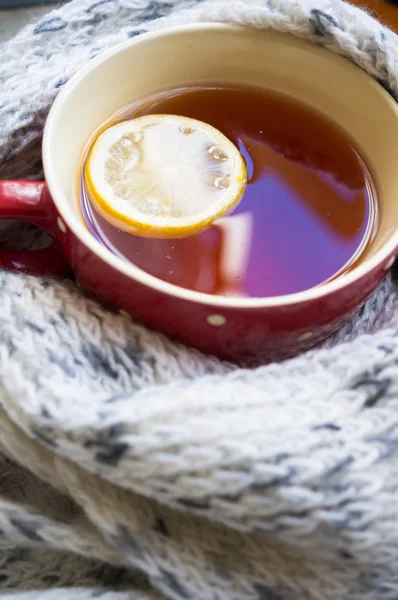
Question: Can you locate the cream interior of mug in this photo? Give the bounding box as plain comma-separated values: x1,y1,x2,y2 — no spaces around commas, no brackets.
43,24,398,306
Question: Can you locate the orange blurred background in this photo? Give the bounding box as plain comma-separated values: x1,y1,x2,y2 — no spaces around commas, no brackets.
350,0,398,30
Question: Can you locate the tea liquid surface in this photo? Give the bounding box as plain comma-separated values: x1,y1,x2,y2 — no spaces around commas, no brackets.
81,85,377,298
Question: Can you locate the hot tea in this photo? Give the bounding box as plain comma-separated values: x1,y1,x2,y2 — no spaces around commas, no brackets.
80,84,377,298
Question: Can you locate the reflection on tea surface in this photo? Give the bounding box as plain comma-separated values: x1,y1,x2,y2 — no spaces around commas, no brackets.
81,85,377,298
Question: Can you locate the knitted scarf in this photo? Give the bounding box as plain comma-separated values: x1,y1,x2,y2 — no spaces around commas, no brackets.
1,1,398,599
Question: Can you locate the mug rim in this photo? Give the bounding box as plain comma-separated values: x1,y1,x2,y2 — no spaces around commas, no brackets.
43,22,398,309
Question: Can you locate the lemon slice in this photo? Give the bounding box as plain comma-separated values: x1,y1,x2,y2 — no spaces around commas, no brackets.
85,114,247,238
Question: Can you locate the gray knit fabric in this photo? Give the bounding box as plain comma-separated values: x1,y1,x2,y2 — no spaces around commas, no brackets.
1,0,398,598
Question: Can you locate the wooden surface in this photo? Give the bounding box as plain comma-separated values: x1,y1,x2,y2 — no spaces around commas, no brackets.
349,0,398,29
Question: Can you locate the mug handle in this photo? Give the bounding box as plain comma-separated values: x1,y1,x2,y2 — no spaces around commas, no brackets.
0,181,71,276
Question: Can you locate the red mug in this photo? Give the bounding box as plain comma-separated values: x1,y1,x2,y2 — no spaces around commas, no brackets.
1,25,397,362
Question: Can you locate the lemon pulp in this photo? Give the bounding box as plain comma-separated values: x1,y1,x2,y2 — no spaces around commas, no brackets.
85,114,247,238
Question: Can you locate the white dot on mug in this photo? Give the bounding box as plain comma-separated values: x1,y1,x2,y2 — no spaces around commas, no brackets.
385,256,396,270
57,217,67,233
207,314,226,327
119,309,133,321
298,331,313,342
